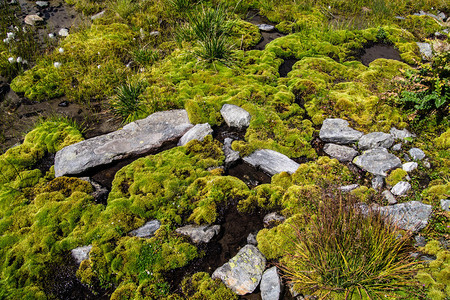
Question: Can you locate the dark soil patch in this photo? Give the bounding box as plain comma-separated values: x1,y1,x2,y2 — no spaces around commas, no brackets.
33,152,55,173
212,124,246,143
226,160,271,188
254,31,286,50
245,8,287,50
278,58,298,78
359,44,403,66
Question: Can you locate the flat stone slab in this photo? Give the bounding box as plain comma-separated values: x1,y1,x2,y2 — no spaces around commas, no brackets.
323,143,358,162
389,127,415,141
409,148,426,160
391,181,411,196
175,224,220,243
358,132,394,150
353,148,402,176
261,266,282,300
212,244,266,295
54,110,193,177
319,118,363,144
243,149,299,176
377,201,432,232
71,245,92,265
403,162,418,172
177,123,212,146
129,220,161,238
24,14,44,26
220,104,251,129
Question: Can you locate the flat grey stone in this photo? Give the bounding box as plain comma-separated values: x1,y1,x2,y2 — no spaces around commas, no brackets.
382,190,397,204
392,143,402,151
389,127,415,141
403,162,418,172
54,110,192,177
220,104,251,129
243,149,299,176
409,148,425,160
71,245,92,265
415,235,427,247
257,24,275,32
177,123,212,146
223,138,240,166
212,244,266,295
353,148,402,176
339,184,359,193
263,212,286,227
261,266,281,300
91,10,106,20
24,14,44,26
441,199,450,211
319,118,363,144
377,201,432,232
58,28,69,37
416,42,433,61
129,220,161,238
372,175,384,190
323,143,358,162
358,132,394,150
391,181,411,196
36,1,49,7
175,224,220,243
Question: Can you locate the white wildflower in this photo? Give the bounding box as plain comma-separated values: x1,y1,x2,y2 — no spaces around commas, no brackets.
16,57,22,63
58,47,64,53
53,61,61,68
3,38,9,44
48,33,55,39
23,60,28,64
7,32,15,39
97,64,101,69
8,57,15,63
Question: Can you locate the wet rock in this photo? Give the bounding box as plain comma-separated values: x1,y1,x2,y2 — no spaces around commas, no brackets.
223,138,240,166
353,148,402,176
243,149,299,176
212,244,266,295
24,14,44,26
415,235,427,247
58,28,69,37
392,143,402,151
129,220,160,238
177,123,213,146
323,143,358,162
55,109,192,177
416,42,433,61
90,10,106,20
339,184,359,193
441,199,450,211
382,190,397,205
263,212,286,228
389,127,415,141
71,245,92,265
409,148,425,160
391,181,411,196
257,24,275,32
261,266,282,300
80,177,108,203
403,162,418,172
358,132,394,150
377,201,432,232
175,224,220,243
220,104,251,129
36,1,49,8
319,118,363,144
372,175,384,190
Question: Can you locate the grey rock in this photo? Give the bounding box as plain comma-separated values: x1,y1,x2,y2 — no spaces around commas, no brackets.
441,199,450,211
220,104,251,129
24,14,44,26
395,16,406,20
391,181,411,196
323,143,358,162
353,148,402,176
263,212,286,227
404,153,411,162
129,220,161,238
403,162,418,172
377,201,432,232
415,235,427,247
319,118,363,144
389,127,415,141
382,190,397,204
423,160,431,169
212,244,266,295
79,177,109,203
149,31,160,37
416,42,433,61
54,109,192,177
358,132,394,150
392,143,402,151
175,224,220,243
372,175,385,190
177,123,212,146
339,184,359,193
243,149,299,176
257,24,275,32
36,1,49,7
223,138,240,166
261,266,282,300
91,10,106,20
409,148,425,160
71,245,92,264
437,12,446,21
58,28,69,37
247,233,257,245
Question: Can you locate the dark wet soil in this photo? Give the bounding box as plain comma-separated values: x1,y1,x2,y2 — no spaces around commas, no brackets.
213,124,246,143
359,43,403,66
226,160,271,188
246,8,287,50
278,58,299,77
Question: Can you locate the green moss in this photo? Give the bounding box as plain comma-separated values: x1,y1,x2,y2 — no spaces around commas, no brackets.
386,168,408,187
397,15,443,40
181,272,237,299
434,129,450,150
230,19,261,49
350,186,377,203
421,183,450,206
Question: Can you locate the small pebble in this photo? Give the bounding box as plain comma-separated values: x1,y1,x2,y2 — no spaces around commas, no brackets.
402,162,418,172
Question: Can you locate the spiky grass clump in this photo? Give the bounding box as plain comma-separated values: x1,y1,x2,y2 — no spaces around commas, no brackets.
280,191,417,299
110,80,146,123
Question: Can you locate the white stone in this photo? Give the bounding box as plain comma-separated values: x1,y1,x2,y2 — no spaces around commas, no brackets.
440,199,450,211
416,42,433,61
220,104,251,129
353,148,402,176
377,201,432,232
58,28,69,37
339,184,359,192
261,266,281,300
402,162,418,172
243,149,299,176
409,148,425,160
323,143,358,162
257,24,275,32
129,220,160,238
177,123,213,146
391,181,411,196
358,132,394,150
24,14,44,26
175,224,220,243
382,190,397,204
389,127,415,141
319,118,363,144
71,245,92,264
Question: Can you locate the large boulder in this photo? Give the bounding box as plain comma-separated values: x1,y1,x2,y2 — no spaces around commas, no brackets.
323,143,358,162
175,224,220,243
220,104,251,129
243,149,299,176
177,123,213,146
377,201,432,232
129,220,161,238
319,118,363,144
353,148,402,176
261,266,282,300
358,132,394,150
54,110,193,177
212,244,266,295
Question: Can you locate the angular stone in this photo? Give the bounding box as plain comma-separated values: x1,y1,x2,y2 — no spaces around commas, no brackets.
263,212,286,227
212,245,266,295
353,148,402,176
391,181,411,196
24,14,44,26
382,190,397,205
319,118,363,144
220,104,251,129
402,162,418,172
339,184,359,193
358,132,394,150
91,10,106,20
389,127,415,141
71,245,92,265
372,175,384,190
223,138,240,166
129,220,160,238
409,148,426,160
416,42,433,61
261,266,281,300
177,123,213,146
175,224,220,243
36,1,49,7
323,143,358,162
415,235,427,248
257,24,275,32
392,143,402,151
377,201,432,232
54,110,192,177
247,233,257,246
58,28,69,37
440,199,450,211
243,149,299,176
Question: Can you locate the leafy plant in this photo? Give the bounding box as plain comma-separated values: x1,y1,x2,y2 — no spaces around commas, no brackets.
280,190,418,299
110,80,146,123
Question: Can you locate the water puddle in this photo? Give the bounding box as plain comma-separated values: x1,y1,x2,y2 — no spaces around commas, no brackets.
278,58,298,77
358,43,403,66
226,161,271,188
246,8,287,50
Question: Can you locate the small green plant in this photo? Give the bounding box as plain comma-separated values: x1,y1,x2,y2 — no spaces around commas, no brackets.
110,80,146,123
112,0,139,19
131,47,159,66
167,0,195,12
280,190,418,299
